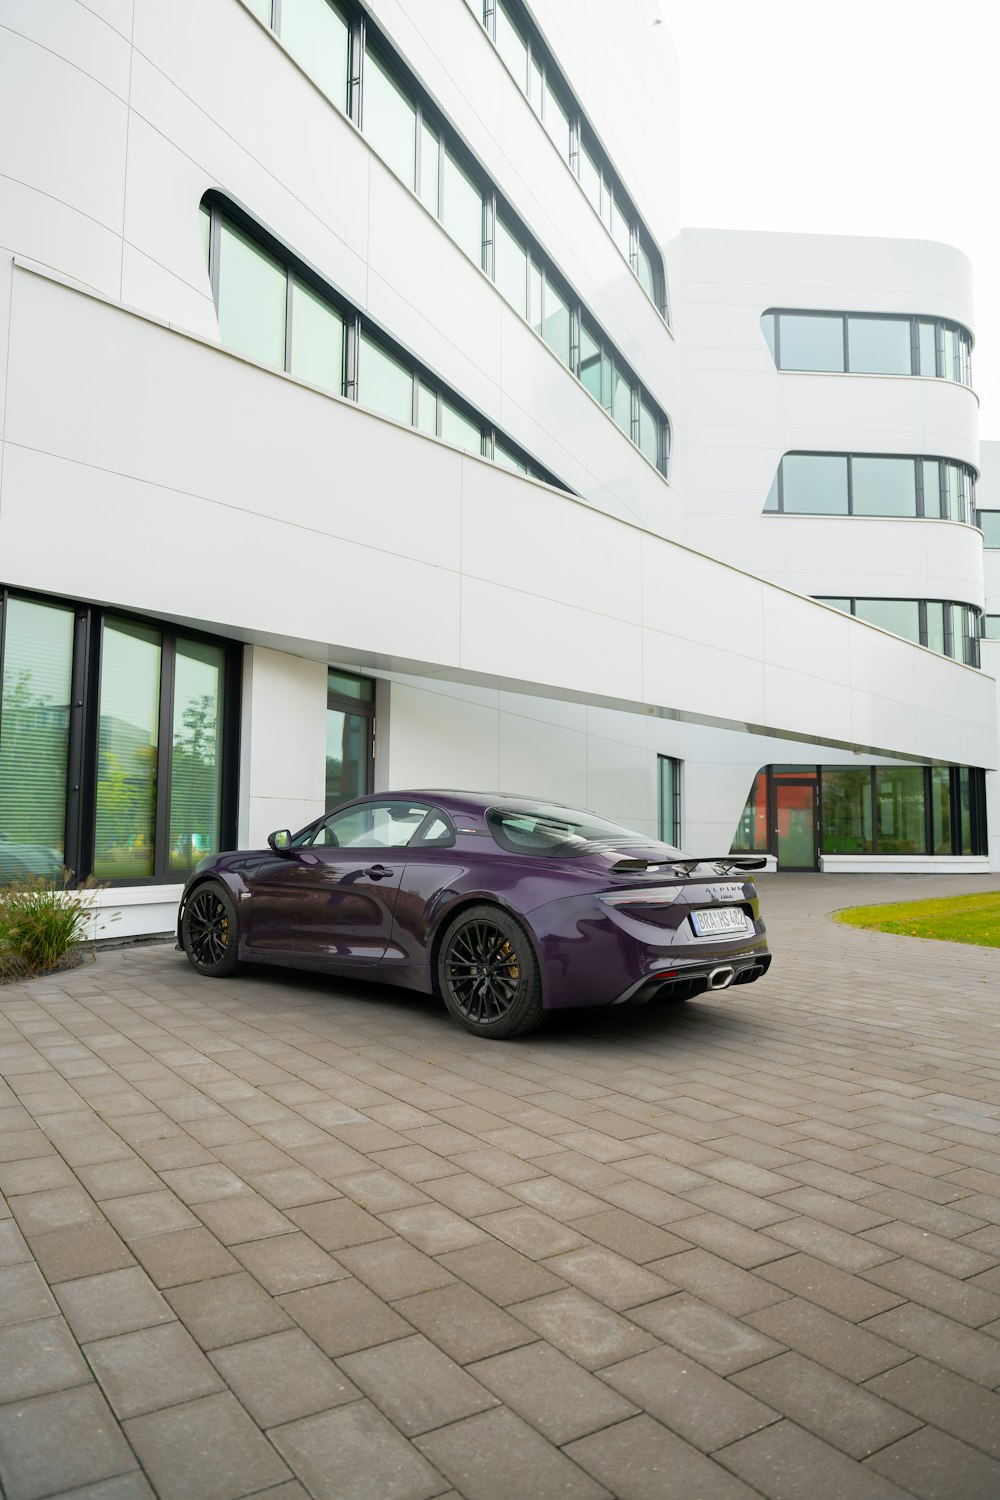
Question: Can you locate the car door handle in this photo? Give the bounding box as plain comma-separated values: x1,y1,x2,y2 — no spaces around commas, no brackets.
364,865,395,879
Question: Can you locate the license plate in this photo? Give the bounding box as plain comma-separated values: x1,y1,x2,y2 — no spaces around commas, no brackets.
690,907,748,936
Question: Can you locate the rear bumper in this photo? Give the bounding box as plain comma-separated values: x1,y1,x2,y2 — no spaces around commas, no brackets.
612,952,772,1006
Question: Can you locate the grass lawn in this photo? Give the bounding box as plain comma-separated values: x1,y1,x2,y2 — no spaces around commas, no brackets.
834,891,1000,948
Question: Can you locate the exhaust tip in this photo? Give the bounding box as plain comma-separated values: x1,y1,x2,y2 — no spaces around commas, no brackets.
708,966,735,991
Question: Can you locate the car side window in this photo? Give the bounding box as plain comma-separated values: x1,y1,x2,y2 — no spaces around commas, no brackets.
311,801,435,849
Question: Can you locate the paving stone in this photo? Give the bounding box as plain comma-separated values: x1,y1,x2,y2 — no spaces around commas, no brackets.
767,1187,891,1233
244,1166,340,1208
85,1321,225,1418
864,1426,1000,1500
569,1208,692,1262
594,1178,702,1225
233,1231,349,1294
10,1185,106,1236
158,1165,252,1204
0,1216,32,1266
0,1384,139,1499
630,1293,785,1374
732,1351,922,1458
0,1157,77,1195
469,1341,637,1443
395,1282,536,1363
271,1401,445,1500
438,1241,565,1304
209,1329,360,1427
0,1315,92,1402
683,1182,798,1229
0,1260,59,1325
124,1391,290,1500
565,1413,761,1500
862,1304,1000,1386
277,1277,411,1357
54,1266,174,1342
745,1299,910,1382
862,1220,996,1276
541,1246,671,1310
717,1419,911,1499
860,1256,1000,1327
652,1248,790,1315
508,1287,658,1369
665,1213,794,1269
763,1215,898,1272
866,1356,1000,1459
759,1253,906,1321
472,1206,589,1259
101,1191,200,1240
600,1342,778,1452
340,1334,497,1436
45,1473,156,1499
166,1271,293,1349
334,1236,455,1299
862,1187,989,1238
336,1169,430,1212
128,1226,240,1288
287,1198,394,1250
414,1407,609,1500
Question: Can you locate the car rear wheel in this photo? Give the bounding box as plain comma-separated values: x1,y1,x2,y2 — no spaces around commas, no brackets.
438,904,544,1039
182,882,241,978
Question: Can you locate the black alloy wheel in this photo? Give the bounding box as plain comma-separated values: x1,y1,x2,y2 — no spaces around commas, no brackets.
437,904,544,1038
182,882,241,978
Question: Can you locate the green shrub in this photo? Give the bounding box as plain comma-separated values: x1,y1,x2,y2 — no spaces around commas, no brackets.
0,874,103,980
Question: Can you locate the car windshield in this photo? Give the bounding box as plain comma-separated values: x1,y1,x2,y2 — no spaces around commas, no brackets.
486,803,681,859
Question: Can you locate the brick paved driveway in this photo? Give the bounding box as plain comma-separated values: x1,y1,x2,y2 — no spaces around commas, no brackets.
2,872,1000,1500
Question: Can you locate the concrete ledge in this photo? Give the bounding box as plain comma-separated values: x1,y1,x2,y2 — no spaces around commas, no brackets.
820,855,990,875
88,885,183,941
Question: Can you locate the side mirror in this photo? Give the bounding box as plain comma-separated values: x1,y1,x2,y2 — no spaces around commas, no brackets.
267,829,292,854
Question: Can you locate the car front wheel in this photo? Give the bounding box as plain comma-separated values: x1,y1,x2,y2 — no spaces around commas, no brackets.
182,882,241,978
437,904,544,1039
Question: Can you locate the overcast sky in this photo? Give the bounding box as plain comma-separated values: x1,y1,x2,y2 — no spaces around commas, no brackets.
665,0,1000,431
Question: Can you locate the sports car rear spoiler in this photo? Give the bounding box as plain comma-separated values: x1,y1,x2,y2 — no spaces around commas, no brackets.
611,855,768,875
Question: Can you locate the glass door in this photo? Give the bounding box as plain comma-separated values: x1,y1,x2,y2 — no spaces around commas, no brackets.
772,778,818,870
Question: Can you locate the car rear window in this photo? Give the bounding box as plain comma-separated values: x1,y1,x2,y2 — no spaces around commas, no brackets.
486,803,677,859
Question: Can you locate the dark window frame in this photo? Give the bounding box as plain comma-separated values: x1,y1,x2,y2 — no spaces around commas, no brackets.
814,595,982,668
326,667,375,806
764,309,973,385
657,755,681,846
0,585,241,888
766,451,977,525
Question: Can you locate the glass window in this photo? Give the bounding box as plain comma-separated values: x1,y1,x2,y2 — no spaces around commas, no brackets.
609,193,631,260
245,0,272,20
289,279,343,393
921,459,942,518
217,220,286,368
325,669,372,809
925,602,946,656
418,120,440,214
494,215,527,315
494,440,527,474
611,364,631,434
635,241,656,301
847,317,911,375
980,511,1000,547
918,320,937,377
440,399,482,455
778,313,844,372
579,143,601,212
851,456,917,517
495,0,528,90
541,277,570,365
363,48,416,189
638,399,659,467
199,204,211,268
280,0,350,112
943,463,962,522
0,598,74,882
579,322,602,403
528,261,543,335
442,150,483,266
944,325,960,382
821,768,873,854
731,769,767,853
315,799,431,848
764,474,779,512
760,313,776,360
487,802,663,858
416,380,437,436
543,78,571,163
357,332,413,426
781,454,848,514
94,620,161,880
931,766,951,853
818,598,852,614
328,671,374,702
983,616,1000,641
875,767,925,854
959,767,973,853
169,640,224,874
854,599,921,644
658,757,680,845
528,53,542,113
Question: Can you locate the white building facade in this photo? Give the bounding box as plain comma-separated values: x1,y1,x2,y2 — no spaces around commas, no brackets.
0,0,996,938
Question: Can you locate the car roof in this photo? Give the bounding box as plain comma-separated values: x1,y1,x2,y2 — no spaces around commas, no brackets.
405,790,581,814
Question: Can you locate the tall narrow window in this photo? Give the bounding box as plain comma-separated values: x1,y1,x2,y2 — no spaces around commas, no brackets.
357,332,413,425
495,0,528,89
0,598,74,881
442,150,483,266
326,670,374,808
94,621,162,880
363,48,417,189
217,221,286,368
290,279,344,393
418,121,440,214
658,756,681,846
821,769,873,854
541,278,570,365
280,0,350,112
494,216,528,315
169,641,224,874
731,769,767,853
440,399,482,456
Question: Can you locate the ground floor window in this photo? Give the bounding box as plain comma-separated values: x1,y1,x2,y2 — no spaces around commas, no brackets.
657,756,681,845
731,763,987,865
326,670,374,809
0,588,240,885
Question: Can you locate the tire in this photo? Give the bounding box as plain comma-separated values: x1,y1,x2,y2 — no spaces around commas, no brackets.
181,881,242,978
437,904,545,1039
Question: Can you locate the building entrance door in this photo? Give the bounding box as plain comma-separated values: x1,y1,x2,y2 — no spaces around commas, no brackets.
772,776,818,870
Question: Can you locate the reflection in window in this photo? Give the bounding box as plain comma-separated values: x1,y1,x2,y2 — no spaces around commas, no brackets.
730,769,767,853
764,309,972,385
0,598,73,881
766,452,975,524
169,641,224,874
657,756,681,846
326,669,374,808
279,0,350,111
875,767,926,854
357,332,413,425
363,47,416,188
816,596,982,665
95,621,161,880
217,221,286,368
821,769,873,854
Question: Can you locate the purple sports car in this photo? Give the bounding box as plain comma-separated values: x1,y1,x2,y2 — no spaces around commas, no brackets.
177,790,771,1038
